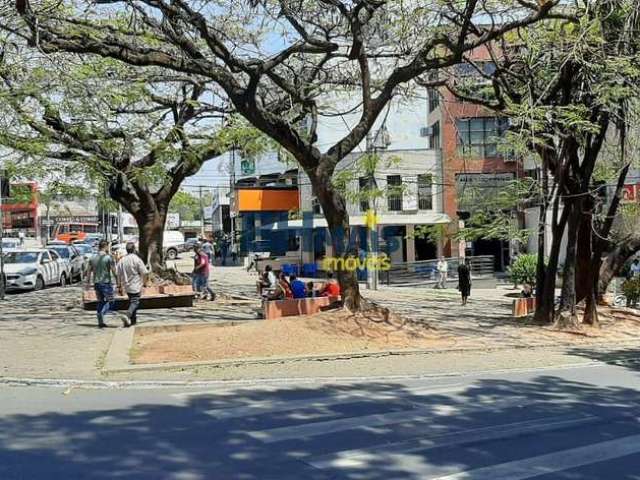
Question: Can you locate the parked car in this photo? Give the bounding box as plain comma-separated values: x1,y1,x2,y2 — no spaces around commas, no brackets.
47,244,85,282
72,243,94,260
3,249,69,291
164,230,186,260
183,238,200,252
1,238,20,250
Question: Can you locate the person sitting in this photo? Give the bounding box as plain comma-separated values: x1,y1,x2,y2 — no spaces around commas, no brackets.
320,272,341,297
289,274,307,299
256,265,277,295
264,272,292,301
278,271,293,299
306,281,317,298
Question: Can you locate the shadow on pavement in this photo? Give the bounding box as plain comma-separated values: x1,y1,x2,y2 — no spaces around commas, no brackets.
2,373,640,479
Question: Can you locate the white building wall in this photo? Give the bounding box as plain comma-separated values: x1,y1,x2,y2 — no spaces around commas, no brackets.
524,206,568,264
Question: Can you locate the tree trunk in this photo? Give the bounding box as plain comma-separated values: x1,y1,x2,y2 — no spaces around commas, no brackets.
136,208,167,273
598,237,640,295
535,202,547,301
313,177,362,311
557,199,581,328
535,199,569,324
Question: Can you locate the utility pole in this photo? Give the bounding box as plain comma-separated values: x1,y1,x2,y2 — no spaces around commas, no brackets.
117,204,124,243
198,186,206,238
0,170,8,301
230,147,236,252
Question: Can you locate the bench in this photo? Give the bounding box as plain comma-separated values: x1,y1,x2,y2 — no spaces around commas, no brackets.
82,285,194,311
263,296,341,320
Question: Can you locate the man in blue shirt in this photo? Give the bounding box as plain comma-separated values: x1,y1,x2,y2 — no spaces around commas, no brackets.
289,274,307,299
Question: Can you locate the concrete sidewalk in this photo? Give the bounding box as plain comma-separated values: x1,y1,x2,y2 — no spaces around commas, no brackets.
1,264,639,383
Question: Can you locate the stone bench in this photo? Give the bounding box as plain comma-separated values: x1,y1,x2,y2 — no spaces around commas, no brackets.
263,296,341,320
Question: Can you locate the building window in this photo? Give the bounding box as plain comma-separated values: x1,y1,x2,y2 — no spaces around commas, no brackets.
456,117,508,158
428,88,440,113
418,174,433,210
387,175,402,211
359,177,373,212
430,121,440,150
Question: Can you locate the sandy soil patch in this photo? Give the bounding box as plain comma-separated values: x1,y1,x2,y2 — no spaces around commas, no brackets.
131,308,453,364
130,304,640,365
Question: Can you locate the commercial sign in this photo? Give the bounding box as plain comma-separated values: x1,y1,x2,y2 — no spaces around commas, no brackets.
166,213,180,229
622,184,639,203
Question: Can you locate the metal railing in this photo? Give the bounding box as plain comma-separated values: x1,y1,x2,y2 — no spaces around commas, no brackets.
383,255,495,285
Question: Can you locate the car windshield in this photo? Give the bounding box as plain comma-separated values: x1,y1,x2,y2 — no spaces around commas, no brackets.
75,245,92,254
4,252,39,264
49,247,70,258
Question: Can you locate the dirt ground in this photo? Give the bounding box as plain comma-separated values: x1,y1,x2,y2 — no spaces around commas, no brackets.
130,304,640,365
131,308,452,364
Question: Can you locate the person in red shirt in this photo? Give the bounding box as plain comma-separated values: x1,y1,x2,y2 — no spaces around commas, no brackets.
321,272,341,297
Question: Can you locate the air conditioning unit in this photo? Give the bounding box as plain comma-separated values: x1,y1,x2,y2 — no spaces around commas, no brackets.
420,126,433,137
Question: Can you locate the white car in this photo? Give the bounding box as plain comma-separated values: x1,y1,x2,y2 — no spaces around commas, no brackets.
47,244,85,282
3,249,69,291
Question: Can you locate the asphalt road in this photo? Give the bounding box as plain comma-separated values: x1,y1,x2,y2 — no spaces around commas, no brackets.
3,361,640,479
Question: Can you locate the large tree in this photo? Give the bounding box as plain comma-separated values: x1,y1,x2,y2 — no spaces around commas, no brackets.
444,0,640,325
0,42,268,271
4,0,562,309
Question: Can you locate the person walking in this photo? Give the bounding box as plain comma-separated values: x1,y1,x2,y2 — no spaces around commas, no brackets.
231,242,239,265
457,258,472,306
201,238,214,265
193,245,215,300
221,235,229,266
86,240,126,328
116,242,148,326
436,256,448,289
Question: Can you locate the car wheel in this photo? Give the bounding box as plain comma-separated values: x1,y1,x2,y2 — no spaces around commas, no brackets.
35,276,45,291
166,248,178,260
59,273,67,287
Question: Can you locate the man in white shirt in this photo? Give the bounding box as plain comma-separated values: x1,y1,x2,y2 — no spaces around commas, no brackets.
631,258,640,279
436,256,448,289
116,242,149,326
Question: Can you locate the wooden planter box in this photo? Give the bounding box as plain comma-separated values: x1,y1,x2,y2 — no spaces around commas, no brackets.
82,290,97,302
142,286,161,296
513,297,537,318
160,284,194,295
263,296,341,320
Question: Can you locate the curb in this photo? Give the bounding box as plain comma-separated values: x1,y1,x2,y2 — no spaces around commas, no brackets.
0,360,605,390
102,331,640,375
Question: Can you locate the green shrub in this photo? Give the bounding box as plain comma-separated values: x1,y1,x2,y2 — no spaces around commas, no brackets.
508,254,539,286
622,277,640,306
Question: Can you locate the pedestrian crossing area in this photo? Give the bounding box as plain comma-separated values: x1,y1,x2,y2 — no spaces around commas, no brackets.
170,379,640,479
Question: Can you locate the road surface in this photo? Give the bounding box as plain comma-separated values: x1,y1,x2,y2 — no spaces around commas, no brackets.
3,360,640,479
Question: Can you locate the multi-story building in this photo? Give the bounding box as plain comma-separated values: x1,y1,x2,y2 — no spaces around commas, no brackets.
259,89,451,266
208,186,231,236
426,56,521,271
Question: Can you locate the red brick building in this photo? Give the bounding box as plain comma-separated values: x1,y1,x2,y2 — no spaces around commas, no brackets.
1,182,39,236
427,54,520,270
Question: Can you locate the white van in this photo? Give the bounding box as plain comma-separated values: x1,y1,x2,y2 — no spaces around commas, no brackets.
111,230,185,260
163,230,185,260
